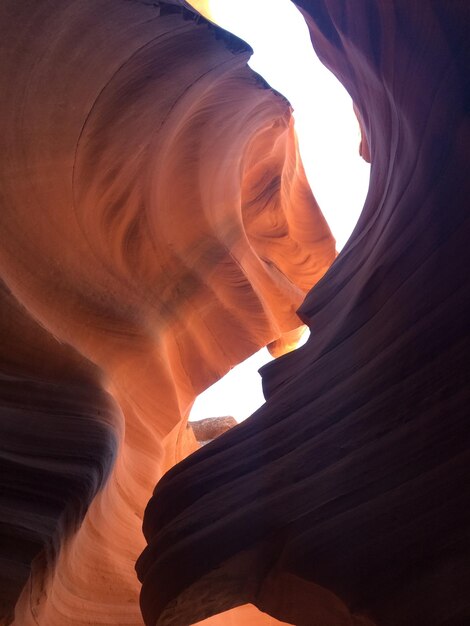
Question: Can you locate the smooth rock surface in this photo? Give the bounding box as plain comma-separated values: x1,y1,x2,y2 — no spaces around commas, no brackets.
0,1,334,624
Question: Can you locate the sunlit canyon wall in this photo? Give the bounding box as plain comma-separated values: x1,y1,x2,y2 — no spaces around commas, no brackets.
1,1,469,626
0,1,334,625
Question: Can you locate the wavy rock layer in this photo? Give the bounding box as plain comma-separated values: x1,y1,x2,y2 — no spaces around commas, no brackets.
138,1,470,625
0,1,334,625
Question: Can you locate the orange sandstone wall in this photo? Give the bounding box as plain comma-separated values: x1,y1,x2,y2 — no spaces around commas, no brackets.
0,1,334,625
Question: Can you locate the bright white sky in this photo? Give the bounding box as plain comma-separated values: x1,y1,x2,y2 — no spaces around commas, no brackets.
189,0,370,424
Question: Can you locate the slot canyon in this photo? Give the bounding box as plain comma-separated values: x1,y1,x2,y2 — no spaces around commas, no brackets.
0,1,469,625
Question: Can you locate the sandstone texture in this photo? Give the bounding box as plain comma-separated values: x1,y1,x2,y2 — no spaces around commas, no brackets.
190,417,238,445
1,0,469,625
0,1,334,625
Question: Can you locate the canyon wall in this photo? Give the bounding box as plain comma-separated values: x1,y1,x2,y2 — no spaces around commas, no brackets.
138,1,470,625
0,1,334,624
2,0,469,625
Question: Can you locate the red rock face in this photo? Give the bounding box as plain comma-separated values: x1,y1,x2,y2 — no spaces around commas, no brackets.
0,1,334,625
137,1,470,625
2,0,469,624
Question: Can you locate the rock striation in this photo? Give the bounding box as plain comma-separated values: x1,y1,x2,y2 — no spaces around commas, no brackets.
0,1,334,624
137,1,470,625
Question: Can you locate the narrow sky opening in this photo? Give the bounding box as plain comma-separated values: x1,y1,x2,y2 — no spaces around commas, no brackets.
188,0,370,424
189,346,274,424
190,0,371,250
190,330,310,424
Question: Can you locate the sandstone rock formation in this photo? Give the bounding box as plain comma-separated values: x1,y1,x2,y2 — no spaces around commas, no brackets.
137,1,470,625
2,0,469,624
0,1,335,624
190,417,237,445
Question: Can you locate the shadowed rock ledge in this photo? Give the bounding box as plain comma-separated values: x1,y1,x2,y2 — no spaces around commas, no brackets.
137,1,470,625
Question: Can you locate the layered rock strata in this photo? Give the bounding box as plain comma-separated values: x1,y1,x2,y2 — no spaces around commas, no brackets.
0,1,334,624
138,1,470,625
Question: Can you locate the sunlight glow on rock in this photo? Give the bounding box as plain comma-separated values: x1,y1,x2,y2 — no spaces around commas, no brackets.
201,0,371,250
189,0,370,424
